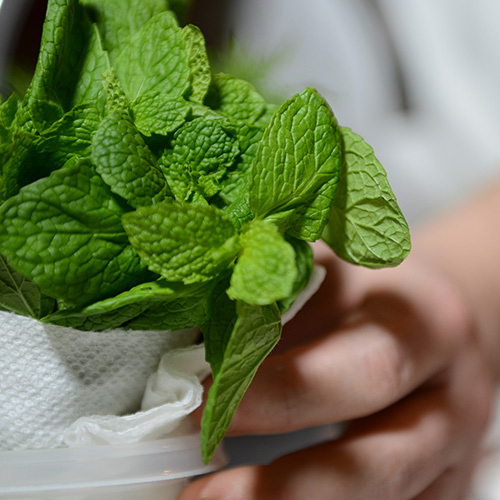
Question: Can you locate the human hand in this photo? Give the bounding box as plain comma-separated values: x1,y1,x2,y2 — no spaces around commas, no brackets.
178,241,495,500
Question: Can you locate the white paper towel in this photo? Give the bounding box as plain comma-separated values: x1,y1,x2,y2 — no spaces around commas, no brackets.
0,312,199,450
63,344,210,446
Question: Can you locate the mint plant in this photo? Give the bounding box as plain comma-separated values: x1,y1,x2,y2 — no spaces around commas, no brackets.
0,0,411,462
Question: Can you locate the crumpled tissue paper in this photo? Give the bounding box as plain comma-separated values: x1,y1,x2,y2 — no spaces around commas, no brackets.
0,313,199,450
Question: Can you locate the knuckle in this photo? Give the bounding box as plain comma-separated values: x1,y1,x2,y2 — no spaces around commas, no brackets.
431,274,476,354
461,358,495,438
362,335,407,407
382,450,415,500
273,356,307,430
254,354,305,433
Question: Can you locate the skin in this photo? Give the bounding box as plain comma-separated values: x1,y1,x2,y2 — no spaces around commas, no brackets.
177,183,500,500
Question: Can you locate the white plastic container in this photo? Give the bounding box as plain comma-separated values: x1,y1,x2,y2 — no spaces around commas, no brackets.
0,434,227,500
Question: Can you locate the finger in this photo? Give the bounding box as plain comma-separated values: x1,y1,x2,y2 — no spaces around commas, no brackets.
180,376,490,500
412,463,479,500
225,262,473,434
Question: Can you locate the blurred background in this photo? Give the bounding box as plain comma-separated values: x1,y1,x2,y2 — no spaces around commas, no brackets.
2,1,500,498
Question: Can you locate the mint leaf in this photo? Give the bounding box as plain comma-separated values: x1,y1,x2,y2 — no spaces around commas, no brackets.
92,112,169,207
0,94,19,140
30,100,64,132
3,103,100,201
122,200,240,283
0,157,149,306
1,129,37,201
71,23,109,110
158,160,207,205
114,11,190,100
221,196,254,231
201,300,282,462
132,93,190,136
44,279,207,331
46,300,149,331
124,280,211,330
23,103,101,186
81,0,169,60
218,123,264,205
126,294,208,331
1,100,37,201
181,24,211,103
206,73,268,125
322,128,411,268
26,0,91,111
228,220,297,305
249,88,342,241
200,270,236,377
278,237,314,313
0,256,54,318
102,68,131,113
167,118,239,172
162,118,239,199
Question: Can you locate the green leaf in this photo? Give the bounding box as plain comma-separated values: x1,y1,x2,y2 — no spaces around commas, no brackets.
132,93,190,136
114,11,191,101
201,300,282,463
26,0,92,111
46,299,149,331
0,157,149,306
168,118,239,171
181,24,212,103
102,68,131,114
1,100,36,201
91,111,169,207
221,195,254,230
218,123,264,205
322,127,411,268
228,220,297,305
278,237,314,313
158,160,207,205
0,94,20,137
126,294,208,331
189,102,227,121
124,280,211,331
80,0,169,59
10,102,97,192
199,270,236,377
30,100,64,132
206,73,268,125
71,23,109,110
0,256,55,318
122,199,240,283
44,279,207,331
249,88,342,241
23,103,101,185
1,129,37,201
162,118,239,199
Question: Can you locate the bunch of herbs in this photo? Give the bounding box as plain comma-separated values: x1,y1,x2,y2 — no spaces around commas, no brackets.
0,0,411,462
